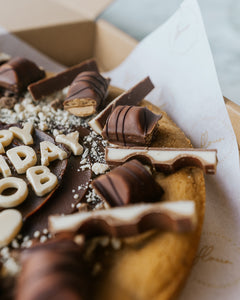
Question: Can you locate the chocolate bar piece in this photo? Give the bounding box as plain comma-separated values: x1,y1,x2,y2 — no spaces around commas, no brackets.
64,71,110,117
28,59,98,101
89,77,154,134
105,146,218,174
102,105,161,146
92,159,163,206
49,201,197,238
0,57,45,94
16,236,90,300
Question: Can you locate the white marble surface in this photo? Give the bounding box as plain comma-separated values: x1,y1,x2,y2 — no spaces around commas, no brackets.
101,0,240,105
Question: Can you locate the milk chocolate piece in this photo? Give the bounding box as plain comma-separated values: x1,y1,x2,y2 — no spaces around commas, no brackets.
28,59,98,100
64,71,110,117
89,77,154,134
105,146,218,174
16,236,90,300
0,57,45,94
102,105,161,146
92,159,163,207
49,201,197,238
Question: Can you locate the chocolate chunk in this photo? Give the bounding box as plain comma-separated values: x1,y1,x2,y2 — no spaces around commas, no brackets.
102,105,161,146
64,71,110,117
49,200,197,238
89,76,154,134
50,98,64,110
16,236,90,300
0,96,17,109
105,146,218,174
0,57,45,94
92,159,163,207
28,59,99,101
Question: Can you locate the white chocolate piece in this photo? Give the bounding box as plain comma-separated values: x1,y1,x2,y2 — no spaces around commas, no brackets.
92,163,109,175
7,146,37,174
40,141,67,166
26,166,58,197
0,155,12,177
106,146,218,174
49,200,196,236
0,209,22,247
55,131,83,156
0,130,13,154
9,122,34,145
0,177,28,208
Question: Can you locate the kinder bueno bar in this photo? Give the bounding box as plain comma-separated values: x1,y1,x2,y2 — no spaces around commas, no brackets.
102,105,161,146
105,146,218,174
0,57,45,94
64,71,110,117
28,59,98,100
92,159,163,206
49,201,197,238
16,237,90,300
89,77,154,135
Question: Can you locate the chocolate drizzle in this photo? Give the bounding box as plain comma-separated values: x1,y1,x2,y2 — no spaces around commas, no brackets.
92,159,164,206
16,236,91,300
102,105,161,146
28,59,98,101
64,71,110,117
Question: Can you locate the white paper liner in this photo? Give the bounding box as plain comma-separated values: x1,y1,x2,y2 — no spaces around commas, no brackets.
1,0,240,298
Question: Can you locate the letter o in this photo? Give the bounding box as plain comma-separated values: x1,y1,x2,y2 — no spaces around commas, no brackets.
0,177,28,208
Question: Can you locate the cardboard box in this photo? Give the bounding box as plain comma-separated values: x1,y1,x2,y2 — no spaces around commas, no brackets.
0,0,239,149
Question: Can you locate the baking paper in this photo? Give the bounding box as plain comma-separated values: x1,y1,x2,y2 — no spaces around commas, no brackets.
106,1,240,299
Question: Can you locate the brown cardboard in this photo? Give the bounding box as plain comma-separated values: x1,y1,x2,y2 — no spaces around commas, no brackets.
0,0,239,148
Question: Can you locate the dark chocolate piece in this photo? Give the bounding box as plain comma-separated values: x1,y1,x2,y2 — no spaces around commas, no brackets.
0,57,45,94
89,76,154,134
49,201,197,238
16,236,90,300
28,59,99,101
92,159,163,207
105,146,218,174
64,71,110,117
102,105,161,146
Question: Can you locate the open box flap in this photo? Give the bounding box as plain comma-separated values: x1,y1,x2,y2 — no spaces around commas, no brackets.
50,0,113,20
0,0,90,31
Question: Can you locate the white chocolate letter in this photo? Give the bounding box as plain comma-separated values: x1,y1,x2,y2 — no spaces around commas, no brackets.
0,209,22,247
55,131,83,156
26,166,58,197
0,130,13,154
0,177,28,208
40,141,67,166
7,146,37,174
9,122,34,145
0,155,11,177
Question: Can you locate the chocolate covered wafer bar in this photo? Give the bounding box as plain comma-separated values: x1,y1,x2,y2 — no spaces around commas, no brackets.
102,105,161,146
0,57,45,94
49,201,197,238
64,71,110,117
92,159,163,206
16,236,90,300
28,59,98,100
105,146,218,174
89,76,154,134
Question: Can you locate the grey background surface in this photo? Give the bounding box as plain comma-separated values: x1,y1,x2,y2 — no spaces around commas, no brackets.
100,0,240,104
